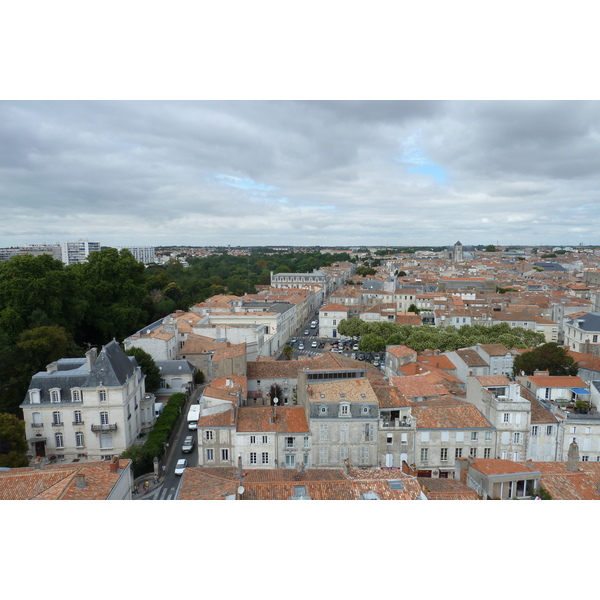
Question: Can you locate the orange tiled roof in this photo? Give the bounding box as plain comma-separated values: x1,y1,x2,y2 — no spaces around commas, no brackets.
519,461,600,500
525,375,587,388
411,401,491,429
0,459,131,500
236,406,309,434
417,477,481,500
476,375,511,387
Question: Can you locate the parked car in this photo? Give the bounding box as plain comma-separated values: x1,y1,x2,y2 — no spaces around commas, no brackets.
291,337,297,344
175,459,187,475
373,359,380,367
304,329,310,335
353,343,359,351
358,353,365,361
182,435,195,453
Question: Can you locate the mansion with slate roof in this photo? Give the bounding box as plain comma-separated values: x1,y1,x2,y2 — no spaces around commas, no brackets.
20,341,151,462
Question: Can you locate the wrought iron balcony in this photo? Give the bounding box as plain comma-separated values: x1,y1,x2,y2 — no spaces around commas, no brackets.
91,423,117,432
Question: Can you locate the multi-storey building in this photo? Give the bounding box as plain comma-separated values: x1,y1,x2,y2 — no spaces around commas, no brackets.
20,341,148,462
60,240,101,265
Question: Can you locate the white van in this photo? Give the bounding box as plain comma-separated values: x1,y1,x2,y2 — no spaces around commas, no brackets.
154,402,164,418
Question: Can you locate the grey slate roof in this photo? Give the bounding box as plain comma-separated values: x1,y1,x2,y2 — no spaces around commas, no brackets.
156,360,195,375
566,312,600,332
21,340,137,406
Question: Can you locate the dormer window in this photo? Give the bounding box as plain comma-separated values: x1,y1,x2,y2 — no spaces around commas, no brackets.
72,389,82,403
320,406,327,415
50,389,61,403
339,403,350,417
362,406,369,415
29,389,41,404
99,390,107,402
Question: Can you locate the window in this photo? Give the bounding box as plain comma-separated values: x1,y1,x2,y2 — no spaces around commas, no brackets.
471,432,478,441
360,446,370,464
485,431,492,441
455,432,464,442
55,432,64,448
501,450,507,459
440,448,448,461
503,413,510,423
340,423,349,443
285,454,295,468
546,425,553,435
51,390,60,403
285,437,295,449
531,426,539,436
420,431,430,443
73,410,82,425
340,404,350,416
320,423,328,442
29,389,41,404
582,455,589,462
262,452,269,464
221,448,229,461
570,426,577,434
400,433,408,445
484,448,491,459
72,389,81,402
441,431,450,442
205,430,214,441
250,452,257,464
469,447,477,458
586,427,592,435
513,432,521,444
387,434,393,445
99,390,107,402
52,411,61,425
262,435,269,444
303,436,310,448
364,423,374,441
320,406,327,415
100,411,109,425
420,448,429,462
319,446,329,464
206,449,214,461
250,435,256,444
455,448,463,458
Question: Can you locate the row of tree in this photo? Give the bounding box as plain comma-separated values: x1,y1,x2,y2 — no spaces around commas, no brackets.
337,319,547,353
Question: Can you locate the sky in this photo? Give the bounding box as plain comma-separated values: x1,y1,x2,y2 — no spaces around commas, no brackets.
2,100,600,249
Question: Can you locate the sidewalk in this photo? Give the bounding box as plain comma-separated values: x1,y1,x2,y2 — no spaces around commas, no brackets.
131,471,166,499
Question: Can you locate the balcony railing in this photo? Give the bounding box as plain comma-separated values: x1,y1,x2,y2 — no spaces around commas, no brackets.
31,422,44,428
91,423,118,432
51,421,64,427
381,419,412,428
72,421,84,426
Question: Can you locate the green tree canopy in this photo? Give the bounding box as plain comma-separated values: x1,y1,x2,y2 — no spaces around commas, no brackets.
358,333,386,353
125,346,161,392
0,413,29,468
513,343,579,377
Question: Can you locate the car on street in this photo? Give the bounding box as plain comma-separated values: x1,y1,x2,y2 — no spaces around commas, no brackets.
298,342,305,350
311,340,318,348
353,343,359,351
304,329,310,335
182,436,195,453
358,353,365,361
291,337,297,344
373,359,380,367
175,459,187,475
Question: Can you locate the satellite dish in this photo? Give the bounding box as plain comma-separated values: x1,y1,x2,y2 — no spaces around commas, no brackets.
238,486,245,495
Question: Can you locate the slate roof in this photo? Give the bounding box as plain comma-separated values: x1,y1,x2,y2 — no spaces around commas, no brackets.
565,312,600,332
22,341,137,406
156,360,195,375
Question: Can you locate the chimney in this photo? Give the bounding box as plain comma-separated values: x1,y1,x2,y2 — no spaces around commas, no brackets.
237,455,243,478
567,441,580,472
46,361,58,374
109,456,120,473
75,473,86,489
456,457,469,484
86,347,97,371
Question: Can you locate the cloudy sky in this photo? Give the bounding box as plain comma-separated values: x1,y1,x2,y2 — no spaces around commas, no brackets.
2,100,600,249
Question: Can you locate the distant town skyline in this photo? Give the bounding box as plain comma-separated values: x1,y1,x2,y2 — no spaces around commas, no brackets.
2,101,600,249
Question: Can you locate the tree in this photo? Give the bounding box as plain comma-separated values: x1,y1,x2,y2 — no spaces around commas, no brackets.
513,343,579,377
358,333,386,353
484,245,497,252
407,303,420,314
0,413,29,468
268,383,283,405
282,345,294,360
125,347,161,392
